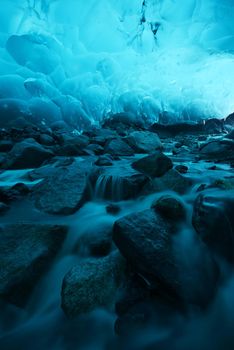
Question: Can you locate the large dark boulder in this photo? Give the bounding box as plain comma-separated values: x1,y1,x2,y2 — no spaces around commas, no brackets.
61,251,126,317
152,195,186,221
91,162,148,201
125,131,162,153
199,140,234,163
192,191,234,263
131,152,173,178
2,138,54,169
31,160,91,215
113,209,218,307
0,224,68,307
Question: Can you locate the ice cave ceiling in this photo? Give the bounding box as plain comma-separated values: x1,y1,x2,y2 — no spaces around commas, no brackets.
0,0,234,129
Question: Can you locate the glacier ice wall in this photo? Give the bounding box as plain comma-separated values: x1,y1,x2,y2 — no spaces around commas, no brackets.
0,0,234,129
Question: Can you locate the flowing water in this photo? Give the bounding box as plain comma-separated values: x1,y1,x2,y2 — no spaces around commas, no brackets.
0,157,234,350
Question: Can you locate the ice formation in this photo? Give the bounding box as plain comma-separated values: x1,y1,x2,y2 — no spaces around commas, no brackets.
0,0,234,129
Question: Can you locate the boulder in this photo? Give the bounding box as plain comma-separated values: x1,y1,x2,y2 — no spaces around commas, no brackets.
192,192,234,263
2,139,54,169
199,140,234,162
75,222,113,257
113,209,218,307
126,131,162,153
61,251,125,317
95,155,113,166
92,163,148,201
31,160,91,215
0,140,14,152
131,152,173,178
104,138,134,156
152,195,186,221
0,224,68,307
175,165,188,174
142,169,192,195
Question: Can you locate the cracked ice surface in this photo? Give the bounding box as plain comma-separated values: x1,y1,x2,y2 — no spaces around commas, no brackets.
0,0,234,129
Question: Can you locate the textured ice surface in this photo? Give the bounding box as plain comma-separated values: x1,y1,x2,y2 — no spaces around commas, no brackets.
0,0,234,128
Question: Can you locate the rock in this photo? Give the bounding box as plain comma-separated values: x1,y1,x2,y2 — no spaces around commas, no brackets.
113,209,218,307
142,169,192,195
61,251,125,317
104,138,134,156
95,155,113,166
103,112,145,130
175,165,188,174
85,143,104,155
106,204,121,215
150,122,204,138
192,191,234,263
226,130,234,140
0,183,30,203
204,118,224,134
225,112,234,127
0,224,68,307
38,134,55,146
131,152,173,178
92,163,148,201
88,128,117,146
125,131,162,153
199,140,234,163
56,134,89,156
75,223,113,257
2,139,54,169
0,202,10,215
152,195,186,221
31,160,91,215
0,140,14,152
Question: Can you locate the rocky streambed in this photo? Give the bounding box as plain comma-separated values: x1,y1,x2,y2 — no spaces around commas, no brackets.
0,115,234,350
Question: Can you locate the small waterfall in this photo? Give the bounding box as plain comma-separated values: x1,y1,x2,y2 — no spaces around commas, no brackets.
94,174,124,202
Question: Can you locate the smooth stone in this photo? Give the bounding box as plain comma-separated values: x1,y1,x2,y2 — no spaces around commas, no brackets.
131,152,173,178
125,131,162,153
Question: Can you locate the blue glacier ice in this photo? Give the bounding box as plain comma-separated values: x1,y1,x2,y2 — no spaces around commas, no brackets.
0,0,234,129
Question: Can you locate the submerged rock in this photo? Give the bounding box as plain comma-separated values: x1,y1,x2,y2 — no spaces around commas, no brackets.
2,138,54,169
61,251,126,317
131,152,173,178
193,192,234,263
126,131,162,153
31,160,91,215
113,209,218,307
0,224,68,307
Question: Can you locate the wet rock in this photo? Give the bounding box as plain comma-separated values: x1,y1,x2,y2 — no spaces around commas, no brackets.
61,251,126,317
225,112,234,127
31,160,91,215
0,202,10,215
0,224,68,307
131,152,173,178
175,165,188,174
106,204,121,215
152,195,186,221
0,183,30,203
113,209,218,307
85,143,104,155
142,169,192,195
103,112,145,130
2,138,54,169
125,131,162,153
76,223,113,257
92,164,148,201
193,192,234,263
88,128,117,146
204,118,224,134
95,155,113,166
38,134,55,146
150,122,204,138
104,138,134,156
226,130,234,140
0,140,14,152
199,140,234,163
